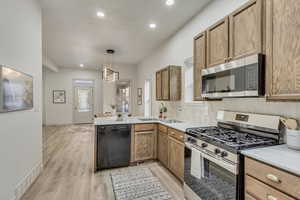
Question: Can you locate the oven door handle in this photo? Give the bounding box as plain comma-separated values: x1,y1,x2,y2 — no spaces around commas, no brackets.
200,150,238,175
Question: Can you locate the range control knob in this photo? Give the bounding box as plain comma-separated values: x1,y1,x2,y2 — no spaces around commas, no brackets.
201,143,208,148
214,148,221,154
187,137,196,144
221,151,228,157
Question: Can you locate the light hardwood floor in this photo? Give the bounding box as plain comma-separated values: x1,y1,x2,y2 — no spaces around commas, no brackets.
22,124,184,200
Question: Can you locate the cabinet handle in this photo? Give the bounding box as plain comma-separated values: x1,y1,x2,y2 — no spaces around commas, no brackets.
267,194,278,200
266,174,281,183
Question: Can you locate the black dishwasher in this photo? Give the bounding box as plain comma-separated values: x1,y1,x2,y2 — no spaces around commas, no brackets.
97,124,131,170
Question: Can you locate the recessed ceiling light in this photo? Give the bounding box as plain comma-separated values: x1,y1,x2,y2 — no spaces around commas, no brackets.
166,0,175,6
97,11,105,18
79,64,84,67
149,23,157,29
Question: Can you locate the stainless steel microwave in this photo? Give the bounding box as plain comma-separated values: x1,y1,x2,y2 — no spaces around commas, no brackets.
201,54,265,99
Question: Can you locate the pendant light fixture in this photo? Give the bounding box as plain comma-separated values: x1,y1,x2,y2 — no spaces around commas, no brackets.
102,49,119,82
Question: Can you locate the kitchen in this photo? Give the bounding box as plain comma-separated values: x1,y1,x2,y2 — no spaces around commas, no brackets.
1,0,300,200
93,0,300,199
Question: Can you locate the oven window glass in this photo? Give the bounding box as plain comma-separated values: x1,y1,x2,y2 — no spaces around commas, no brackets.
200,158,237,200
202,67,245,94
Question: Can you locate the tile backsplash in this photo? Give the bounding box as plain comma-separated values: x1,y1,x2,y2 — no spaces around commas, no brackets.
153,98,300,125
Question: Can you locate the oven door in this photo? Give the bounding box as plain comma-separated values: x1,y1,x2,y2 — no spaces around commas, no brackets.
184,144,239,200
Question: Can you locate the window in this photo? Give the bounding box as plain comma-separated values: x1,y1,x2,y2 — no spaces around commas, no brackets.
144,79,151,117
184,57,194,103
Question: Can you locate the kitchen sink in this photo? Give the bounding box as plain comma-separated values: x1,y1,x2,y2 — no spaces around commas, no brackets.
138,118,158,121
160,119,183,123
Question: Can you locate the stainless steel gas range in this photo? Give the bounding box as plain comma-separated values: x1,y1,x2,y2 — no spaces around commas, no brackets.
184,111,283,200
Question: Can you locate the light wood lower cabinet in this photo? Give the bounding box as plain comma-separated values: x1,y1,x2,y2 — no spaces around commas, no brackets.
132,124,157,162
245,157,300,200
158,130,168,168
156,125,184,182
168,134,184,181
245,175,295,200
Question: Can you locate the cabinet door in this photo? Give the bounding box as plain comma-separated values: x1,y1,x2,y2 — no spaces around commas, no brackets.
230,0,263,60
266,0,300,100
194,32,206,100
169,66,181,101
134,131,154,161
158,130,168,167
161,68,170,100
207,18,229,67
156,71,162,100
168,137,184,181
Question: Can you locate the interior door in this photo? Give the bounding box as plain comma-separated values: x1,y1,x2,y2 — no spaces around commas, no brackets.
73,86,94,124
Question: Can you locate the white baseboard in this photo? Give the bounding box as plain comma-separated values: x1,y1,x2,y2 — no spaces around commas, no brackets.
13,161,43,200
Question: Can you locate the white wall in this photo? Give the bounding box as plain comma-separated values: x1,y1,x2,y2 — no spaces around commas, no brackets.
0,0,42,199
137,0,300,123
44,64,138,125
44,68,102,125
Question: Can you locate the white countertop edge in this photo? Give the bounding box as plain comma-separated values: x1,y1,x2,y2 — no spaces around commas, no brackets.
242,145,300,176
94,117,213,132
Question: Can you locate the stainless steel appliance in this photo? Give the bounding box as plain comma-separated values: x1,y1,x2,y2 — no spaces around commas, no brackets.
201,54,265,99
96,124,131,170
184,111,283,200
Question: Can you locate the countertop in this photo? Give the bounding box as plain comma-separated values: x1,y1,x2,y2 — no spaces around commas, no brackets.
94,117,213,132
242,145,300,176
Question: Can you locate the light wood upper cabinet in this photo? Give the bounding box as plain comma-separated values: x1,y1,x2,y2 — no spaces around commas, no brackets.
266,0,300,100
158,129,168,168
194,32,206,101
156,66,181,101
168,136,184,181
229,0,263,60
206,18,229,67
156,71,162,100
161,68,170,100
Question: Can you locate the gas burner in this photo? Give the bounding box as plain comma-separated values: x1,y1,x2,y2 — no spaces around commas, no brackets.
187,126,277,151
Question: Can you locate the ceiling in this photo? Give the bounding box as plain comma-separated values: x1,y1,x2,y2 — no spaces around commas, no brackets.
41,0,211,69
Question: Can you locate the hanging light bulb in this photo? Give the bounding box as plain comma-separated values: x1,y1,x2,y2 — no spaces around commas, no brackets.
102,49,119,82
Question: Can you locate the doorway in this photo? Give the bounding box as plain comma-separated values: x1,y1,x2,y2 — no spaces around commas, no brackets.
73,80,94,124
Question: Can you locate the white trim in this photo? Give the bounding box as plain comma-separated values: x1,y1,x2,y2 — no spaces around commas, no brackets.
14,161,43,200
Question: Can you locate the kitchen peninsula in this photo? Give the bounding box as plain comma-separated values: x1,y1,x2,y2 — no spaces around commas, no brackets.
94,117,209,181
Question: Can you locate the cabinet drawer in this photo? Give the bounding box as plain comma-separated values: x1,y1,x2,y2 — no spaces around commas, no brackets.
168,128,184,142
134,124,155,132
245,157,300,199
158,124,168,133
245,175,295,200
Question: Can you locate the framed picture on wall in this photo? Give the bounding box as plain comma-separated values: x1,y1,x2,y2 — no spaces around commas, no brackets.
0,65,33,113
137,88,142,105
53,90,66,104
